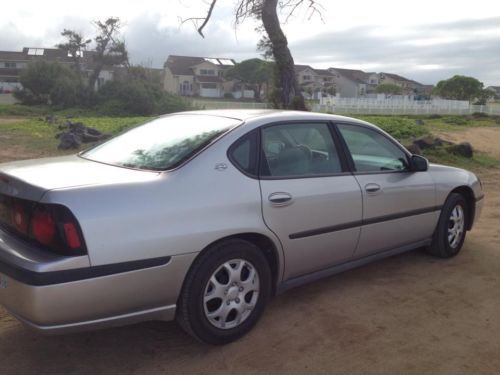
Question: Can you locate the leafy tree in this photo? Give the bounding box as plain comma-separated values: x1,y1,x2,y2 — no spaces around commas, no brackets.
433,75,485,102
88,17,129,90
184,0,323,110
56,29,91,79
14,61,79,106
376,83,402,95
225,58,273,101
475,89,496,105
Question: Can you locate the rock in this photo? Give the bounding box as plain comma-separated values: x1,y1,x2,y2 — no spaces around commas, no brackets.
413,136,441,150
435,137,454,146
85,127,102,136
415,119,425,126
406,143,422,155
58,132,82,150
81,132,102,143
68,122,86,135
446,142,473,158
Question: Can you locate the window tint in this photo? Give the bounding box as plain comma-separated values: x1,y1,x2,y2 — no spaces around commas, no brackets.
337,124,409,172
228,131,258,176
261,123,342,177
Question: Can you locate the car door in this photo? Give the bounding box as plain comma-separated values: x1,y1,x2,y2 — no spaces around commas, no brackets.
258,121,362,280
336,123,438,258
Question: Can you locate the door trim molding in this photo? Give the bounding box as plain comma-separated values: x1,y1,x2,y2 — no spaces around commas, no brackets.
289,205,442,239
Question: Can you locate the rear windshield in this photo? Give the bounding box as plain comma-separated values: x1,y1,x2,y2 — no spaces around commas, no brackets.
81,115,241,171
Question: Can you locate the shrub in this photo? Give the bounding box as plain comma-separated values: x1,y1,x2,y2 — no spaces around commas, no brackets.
357,116,428,140
224,92,234,99
97,79,190,116
14,60,82,107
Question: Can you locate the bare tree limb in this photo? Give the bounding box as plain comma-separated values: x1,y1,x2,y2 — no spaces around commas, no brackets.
197,0,218,37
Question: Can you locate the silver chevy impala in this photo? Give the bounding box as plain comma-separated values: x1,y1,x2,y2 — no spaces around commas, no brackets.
0,110,484,344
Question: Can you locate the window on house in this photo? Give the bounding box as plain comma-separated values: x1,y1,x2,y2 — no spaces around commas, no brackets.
200,69,215,76
4,62,17,68
303,75,312,81
201,83,217,89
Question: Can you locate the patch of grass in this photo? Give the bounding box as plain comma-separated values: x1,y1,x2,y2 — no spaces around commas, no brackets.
0,116,152,157
422,147,500,171
425,115,500,131
0,104,51,117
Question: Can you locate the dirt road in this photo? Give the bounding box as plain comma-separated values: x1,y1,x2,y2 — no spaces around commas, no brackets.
1,128,500,375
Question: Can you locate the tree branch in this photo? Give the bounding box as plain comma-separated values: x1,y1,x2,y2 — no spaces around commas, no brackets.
197,0,218,37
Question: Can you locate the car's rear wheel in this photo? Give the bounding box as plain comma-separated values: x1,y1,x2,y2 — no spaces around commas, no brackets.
176,239,271,344
427,193,468,258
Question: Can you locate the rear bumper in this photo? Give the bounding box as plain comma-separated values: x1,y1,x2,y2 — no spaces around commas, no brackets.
0,230,196,334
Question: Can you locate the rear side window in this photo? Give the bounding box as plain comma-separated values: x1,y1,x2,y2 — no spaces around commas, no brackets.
228,130,258,177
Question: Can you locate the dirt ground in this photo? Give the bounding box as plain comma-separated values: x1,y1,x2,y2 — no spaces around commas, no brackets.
1,128,500,375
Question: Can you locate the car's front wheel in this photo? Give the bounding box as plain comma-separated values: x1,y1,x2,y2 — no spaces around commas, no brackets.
427,193,468,258
176,239,271,344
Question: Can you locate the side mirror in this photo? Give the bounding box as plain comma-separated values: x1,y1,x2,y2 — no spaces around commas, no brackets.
410,154,429,172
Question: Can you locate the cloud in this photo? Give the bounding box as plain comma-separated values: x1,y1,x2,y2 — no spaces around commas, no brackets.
1,10,498,86
124,13,261,68
289,18,500,85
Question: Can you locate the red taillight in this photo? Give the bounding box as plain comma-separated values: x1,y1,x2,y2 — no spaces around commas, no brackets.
31,207,56,245
63,222,82,249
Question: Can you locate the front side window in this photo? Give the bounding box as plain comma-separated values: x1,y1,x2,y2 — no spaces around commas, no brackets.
337,124,409,172
81,115,241,171
260,123,342,177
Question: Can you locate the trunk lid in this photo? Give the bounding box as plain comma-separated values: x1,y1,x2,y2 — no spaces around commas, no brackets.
0,155,159,201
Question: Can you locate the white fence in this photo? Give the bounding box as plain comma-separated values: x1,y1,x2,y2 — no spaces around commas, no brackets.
189,98,500,116
190,99,269,110
313,97,500,115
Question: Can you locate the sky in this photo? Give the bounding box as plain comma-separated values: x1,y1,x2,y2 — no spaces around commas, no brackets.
1,0,499,86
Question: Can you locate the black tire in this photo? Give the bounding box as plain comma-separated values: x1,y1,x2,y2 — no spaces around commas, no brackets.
176,239,272,345
427,193,468,258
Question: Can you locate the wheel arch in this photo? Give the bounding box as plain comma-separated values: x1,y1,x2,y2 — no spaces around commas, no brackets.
181,232,283,297
449,185,476,230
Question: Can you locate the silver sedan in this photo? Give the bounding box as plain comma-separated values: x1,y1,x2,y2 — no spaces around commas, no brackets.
0,110,484,344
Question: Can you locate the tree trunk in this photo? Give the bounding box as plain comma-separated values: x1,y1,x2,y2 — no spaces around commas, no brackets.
261,0,306,110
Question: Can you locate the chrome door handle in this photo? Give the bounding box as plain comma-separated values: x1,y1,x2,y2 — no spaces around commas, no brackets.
365,183,381,193
268,192,293,205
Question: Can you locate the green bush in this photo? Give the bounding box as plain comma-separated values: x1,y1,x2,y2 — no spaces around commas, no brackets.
357,116,429,140
97,79,190,116
14,61,82,107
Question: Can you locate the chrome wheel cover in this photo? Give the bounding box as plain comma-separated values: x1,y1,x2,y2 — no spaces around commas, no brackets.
203,259,260,330
448,204,465,248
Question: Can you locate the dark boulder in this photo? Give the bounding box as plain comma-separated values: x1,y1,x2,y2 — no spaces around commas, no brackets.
58,132,82,150
406,143,422,155
446,142,473,158
413,136,441,150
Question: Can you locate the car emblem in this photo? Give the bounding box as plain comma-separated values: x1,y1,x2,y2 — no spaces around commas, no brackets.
0,276,7,289
215,163,228,171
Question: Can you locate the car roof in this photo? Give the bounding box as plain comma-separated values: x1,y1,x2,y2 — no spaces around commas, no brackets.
170,109,359,124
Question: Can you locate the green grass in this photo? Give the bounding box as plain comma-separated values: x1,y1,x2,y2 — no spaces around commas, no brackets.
0,116,152,158
422,148,500,170
1,109,499,171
